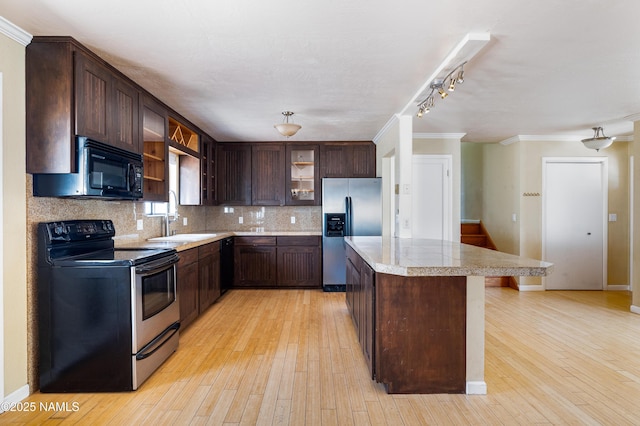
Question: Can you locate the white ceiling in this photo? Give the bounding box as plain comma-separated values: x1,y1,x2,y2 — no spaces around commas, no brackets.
2,0,640,143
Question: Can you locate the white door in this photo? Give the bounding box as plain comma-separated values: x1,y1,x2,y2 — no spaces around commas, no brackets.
543,158,607,290
411,155,452,240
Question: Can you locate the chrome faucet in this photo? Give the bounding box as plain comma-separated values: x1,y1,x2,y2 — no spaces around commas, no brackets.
164,190,180,236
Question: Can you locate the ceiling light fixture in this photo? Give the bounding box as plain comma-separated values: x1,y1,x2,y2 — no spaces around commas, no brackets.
416,62,466,117
274,111,301,137
581,126,615,151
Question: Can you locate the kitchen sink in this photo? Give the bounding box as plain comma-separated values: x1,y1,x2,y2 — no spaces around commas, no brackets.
148,233,218,242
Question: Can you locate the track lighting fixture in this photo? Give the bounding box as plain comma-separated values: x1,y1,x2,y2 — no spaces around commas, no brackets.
415,61,467,118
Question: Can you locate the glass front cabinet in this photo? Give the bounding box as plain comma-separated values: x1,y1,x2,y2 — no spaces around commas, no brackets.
286,144,320,206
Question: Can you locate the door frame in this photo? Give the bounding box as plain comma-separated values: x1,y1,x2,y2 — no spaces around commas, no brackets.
411,154,453,240
541,157,608,290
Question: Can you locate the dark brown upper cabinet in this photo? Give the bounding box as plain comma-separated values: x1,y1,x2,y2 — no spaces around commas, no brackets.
286,144,320,206
26,37,140,174
252,144,286,206
320,142,376,178
75,53,139,152
216,142,287,206
200,135,217,206
141,95,169,202
216,143,252,205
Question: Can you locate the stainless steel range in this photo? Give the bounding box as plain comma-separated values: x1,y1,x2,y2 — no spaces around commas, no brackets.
37,219,180,392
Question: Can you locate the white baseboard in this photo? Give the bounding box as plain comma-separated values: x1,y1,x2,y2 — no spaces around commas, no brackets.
466,381,487,395
607,284,630,291
1,384,30,413
631,305,640,315
517,285,545,292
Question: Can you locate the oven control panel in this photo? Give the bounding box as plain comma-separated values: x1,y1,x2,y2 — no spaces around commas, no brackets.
42,220,115,242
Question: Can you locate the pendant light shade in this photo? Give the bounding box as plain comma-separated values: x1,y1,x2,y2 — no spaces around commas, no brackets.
274,111,301,137
581,126,615,151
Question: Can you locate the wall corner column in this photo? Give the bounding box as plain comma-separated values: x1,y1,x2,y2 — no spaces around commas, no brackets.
397,115,413,238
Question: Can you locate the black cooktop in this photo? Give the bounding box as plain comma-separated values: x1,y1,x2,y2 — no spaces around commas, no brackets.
52,247,177,267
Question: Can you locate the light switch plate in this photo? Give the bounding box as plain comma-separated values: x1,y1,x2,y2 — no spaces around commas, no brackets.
239,216,244,224
291,216,296,224
183,217,188,226
136,219,144,230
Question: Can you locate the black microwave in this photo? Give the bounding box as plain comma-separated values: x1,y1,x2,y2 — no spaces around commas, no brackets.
33,137,144,200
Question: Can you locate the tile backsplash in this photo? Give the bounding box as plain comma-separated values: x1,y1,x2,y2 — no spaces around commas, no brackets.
27,174,321,244
206,205,321,232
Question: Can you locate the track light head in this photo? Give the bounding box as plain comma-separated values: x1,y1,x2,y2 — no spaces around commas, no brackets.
456,65,465,84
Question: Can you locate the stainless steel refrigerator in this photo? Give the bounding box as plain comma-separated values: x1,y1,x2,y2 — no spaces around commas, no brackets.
322,178,382,291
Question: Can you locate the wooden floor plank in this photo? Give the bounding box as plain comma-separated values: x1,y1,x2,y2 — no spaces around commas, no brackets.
4,288,640,425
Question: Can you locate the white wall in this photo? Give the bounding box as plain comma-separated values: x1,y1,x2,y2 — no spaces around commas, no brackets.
479,138,630,289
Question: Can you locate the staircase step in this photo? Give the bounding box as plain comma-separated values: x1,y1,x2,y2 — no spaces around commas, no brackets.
461,223,482,235
461,221,511,287
461,234,488,247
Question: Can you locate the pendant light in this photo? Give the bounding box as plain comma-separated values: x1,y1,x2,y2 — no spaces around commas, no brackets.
274,111,301,137
581,127,615,151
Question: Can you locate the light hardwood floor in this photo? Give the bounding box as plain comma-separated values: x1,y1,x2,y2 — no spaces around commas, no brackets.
3,288,640,425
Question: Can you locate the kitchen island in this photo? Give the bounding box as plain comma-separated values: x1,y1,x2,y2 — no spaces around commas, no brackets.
344,236,553,395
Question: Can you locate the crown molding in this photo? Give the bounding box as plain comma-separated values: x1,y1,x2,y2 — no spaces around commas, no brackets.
499,134,583,145
373,113,401,144
624,112,640,122
499,133,632,145
413,132,466,140
0,16,32,46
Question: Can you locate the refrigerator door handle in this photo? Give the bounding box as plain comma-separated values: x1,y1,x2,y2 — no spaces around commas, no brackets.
345,196,352,236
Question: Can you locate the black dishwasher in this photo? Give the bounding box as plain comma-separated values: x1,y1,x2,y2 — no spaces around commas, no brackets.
220,237,234,293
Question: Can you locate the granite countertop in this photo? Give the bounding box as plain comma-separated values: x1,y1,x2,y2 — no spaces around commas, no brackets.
116,230,322,252
345,236,553,277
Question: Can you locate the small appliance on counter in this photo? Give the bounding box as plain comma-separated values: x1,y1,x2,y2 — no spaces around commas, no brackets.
322,178,382,291
37,219,180,392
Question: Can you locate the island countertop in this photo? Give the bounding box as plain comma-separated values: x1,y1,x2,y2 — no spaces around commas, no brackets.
344,236,553,277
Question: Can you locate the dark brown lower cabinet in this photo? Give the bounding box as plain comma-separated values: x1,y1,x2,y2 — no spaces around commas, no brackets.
178,243,221,329
346,244,467,394
177,248,199,329
233,236,321,288
276,236,321,288
345,244,372,375
234,237,277,287
198,242,220,313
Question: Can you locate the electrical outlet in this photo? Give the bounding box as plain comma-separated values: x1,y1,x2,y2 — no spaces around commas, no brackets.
239,216,243,224
183,217,188,226
136,219,144,230
291,216,296,224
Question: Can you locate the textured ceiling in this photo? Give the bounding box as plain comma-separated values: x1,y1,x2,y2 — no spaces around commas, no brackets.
2,0,639,143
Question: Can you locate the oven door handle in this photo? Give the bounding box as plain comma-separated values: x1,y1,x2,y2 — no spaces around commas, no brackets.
135,322,180,360
135,253,180,274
